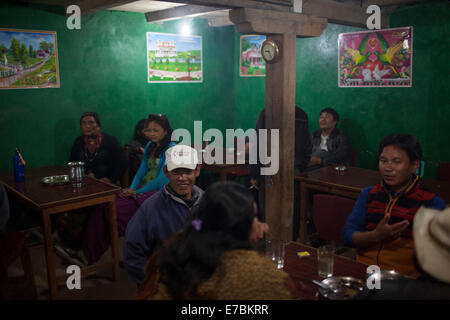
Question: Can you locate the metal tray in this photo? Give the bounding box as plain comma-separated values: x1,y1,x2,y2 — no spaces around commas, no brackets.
318,276,364,300
41,175,70,186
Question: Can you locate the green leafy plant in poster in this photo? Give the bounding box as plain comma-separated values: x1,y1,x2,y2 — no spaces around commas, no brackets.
0,28,59,89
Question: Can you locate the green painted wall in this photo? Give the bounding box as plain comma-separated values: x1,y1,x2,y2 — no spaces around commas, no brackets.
234,2,450,179
1,1,449,180
0,2,235,171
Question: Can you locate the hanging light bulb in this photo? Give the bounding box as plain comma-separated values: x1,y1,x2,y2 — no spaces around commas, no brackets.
180,20,191,36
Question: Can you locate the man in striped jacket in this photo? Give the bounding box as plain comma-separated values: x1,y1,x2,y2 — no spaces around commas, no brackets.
342,133,446,276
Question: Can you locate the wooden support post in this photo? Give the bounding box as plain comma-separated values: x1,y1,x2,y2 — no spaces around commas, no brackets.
230,7,327,241
264,33,296,241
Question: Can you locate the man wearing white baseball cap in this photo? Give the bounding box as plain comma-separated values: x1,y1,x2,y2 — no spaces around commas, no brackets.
124,145,203,284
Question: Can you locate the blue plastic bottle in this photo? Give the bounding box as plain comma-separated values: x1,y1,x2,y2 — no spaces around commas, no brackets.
13,148,25,182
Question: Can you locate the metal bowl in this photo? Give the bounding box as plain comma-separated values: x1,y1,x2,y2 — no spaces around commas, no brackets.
318,276,364,300
41,175,70,186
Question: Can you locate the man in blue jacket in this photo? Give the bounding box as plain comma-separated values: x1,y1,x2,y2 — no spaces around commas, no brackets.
123,145,204,284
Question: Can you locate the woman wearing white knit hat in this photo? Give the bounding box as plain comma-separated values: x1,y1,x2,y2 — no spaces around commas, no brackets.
413,206,450,284
356,206,450,300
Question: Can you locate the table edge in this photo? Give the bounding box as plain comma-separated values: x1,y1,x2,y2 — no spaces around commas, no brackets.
0,176,121,210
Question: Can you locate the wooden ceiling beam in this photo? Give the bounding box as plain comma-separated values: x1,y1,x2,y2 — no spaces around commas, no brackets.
363,0,429,6
145,5,223,23
16,0,72,5
16,0,140,15
18,0,405,27
229,8,328,37
154,0,291,12
207,15,234,27
302,0,388,28
75,0,138,15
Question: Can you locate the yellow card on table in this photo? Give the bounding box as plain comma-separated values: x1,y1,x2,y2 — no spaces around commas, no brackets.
297,251,310,258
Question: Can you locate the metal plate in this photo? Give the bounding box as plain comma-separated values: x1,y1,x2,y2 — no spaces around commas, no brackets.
378,270,411,280
318,276,364,300
41,175,70,186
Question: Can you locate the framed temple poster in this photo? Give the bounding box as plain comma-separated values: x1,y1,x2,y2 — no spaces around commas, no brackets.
147,32,203,83
240,35,266,77
338,27,413,87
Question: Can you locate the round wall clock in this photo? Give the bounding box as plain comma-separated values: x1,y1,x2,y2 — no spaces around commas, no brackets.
261,39,280,64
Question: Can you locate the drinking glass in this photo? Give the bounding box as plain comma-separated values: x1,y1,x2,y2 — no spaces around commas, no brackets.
317,245,334,278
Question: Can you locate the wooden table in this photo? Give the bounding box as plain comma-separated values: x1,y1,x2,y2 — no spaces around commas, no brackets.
201,163,249,181
0,165,121,299
283,242,368,300
198,146,249,181
295,166,450,243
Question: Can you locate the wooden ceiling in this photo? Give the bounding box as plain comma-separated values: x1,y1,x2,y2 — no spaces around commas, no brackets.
18,0,434,28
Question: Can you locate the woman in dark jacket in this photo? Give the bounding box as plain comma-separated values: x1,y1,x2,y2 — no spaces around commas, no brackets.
69,111,127,184
59,112,127,264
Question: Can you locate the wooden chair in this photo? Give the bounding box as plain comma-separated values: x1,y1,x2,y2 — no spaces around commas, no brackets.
312,194,356,258
0,231,37,300
121,145,130,188
349,148,359,167
438,162,450,182
227,136,251,181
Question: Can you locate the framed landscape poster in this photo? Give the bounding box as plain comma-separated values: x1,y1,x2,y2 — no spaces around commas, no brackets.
0,29,59,89
338,27,413,87
147,32,202,83
240,35,266,77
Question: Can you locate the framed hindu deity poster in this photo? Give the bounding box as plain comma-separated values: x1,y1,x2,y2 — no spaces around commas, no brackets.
338,27,413,87
147,32,203,83
0,29,60,89
240,35,266,77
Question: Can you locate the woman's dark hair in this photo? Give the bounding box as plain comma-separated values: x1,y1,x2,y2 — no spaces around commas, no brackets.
80,111,101,128
320,107,339,123
134,119,147,140
157,181,256,299
378,133,422,162
145,113,173,157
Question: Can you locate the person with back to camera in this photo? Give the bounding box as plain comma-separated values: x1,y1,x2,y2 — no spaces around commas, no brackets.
247,106,312,239
81,114,177,265
138,181,294,300
342,133,446,276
